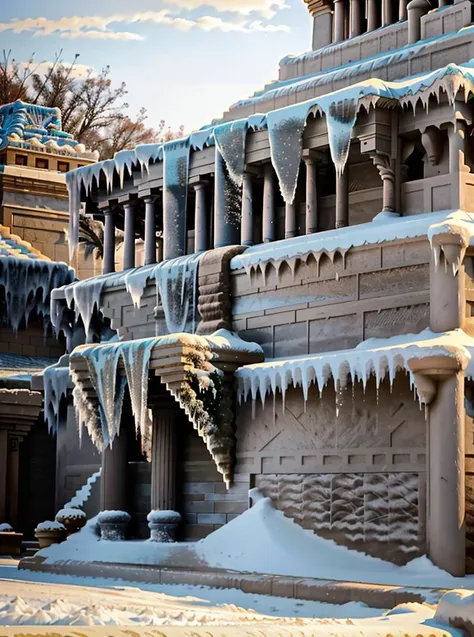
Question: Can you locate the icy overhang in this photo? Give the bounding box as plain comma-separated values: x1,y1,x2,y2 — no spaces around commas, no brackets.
235,329,474,406
69,330,262,485
230,210,474,275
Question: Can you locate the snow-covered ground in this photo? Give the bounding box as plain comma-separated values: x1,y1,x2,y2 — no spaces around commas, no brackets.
0,563,461,635
39,495,474,590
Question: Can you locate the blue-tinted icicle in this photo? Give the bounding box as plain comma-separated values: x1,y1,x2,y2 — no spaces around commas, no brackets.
163,138,191,261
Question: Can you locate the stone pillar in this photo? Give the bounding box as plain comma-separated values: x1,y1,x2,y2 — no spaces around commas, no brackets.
262,163,276,243
334,0,346,41
241,172,254,246
409,355,467,577
448,121,469,175
285,202,297,239
122,200,136,270
100,430,128,512
304,155,318,234
371,153,397,214
144,196,157,266
367,0,381,30
312,7,333,48
350,0,362,36
193,181,209,253
103,209,116,275
151,408,177,511
407,0,430,43
6,434,20,527
335,168,349,228
383,0,394,24
0,430,7,522
399,0,409,19
430,232,468,333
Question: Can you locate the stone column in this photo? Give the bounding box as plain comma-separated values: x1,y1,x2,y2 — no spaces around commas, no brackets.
312,7,333,48
304,154,318,234
382,0,394,25
151,408,177,511
6,434,20,528
448,121,469,175
0,430,7,522
103,209,116,275
262,163,276,243
350,0,362,36
100,429,128,512
144,196,157,266
335,168,349,228
399,0,409,19
371,153,397,214
430,232,468,333
367,0,381,30
409,355,467,577
193,181,209,253
241,172,254,246
122,200,136,270
334,0,346,41
407,0,431,43
285,202,297,239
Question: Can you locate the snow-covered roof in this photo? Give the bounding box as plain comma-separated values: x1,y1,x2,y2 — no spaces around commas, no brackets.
0,225,51,260
0,100,92,156
231,210,474,274
0,353,57,380
66,59,474,258
235,329,474,405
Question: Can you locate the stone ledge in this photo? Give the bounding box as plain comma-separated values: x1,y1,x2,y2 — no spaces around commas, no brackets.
19,555,443,608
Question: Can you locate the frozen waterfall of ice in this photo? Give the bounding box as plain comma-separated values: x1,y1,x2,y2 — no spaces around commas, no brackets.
43,361,72,434
163,139,191,260
0,257,75,333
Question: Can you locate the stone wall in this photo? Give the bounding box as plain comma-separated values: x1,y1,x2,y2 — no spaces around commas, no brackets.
232,236,431,358
0,322,65,359
234,375,426,563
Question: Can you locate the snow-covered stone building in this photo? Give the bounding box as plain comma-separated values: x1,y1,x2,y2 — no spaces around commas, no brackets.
0,102,96,539
42,0,474,577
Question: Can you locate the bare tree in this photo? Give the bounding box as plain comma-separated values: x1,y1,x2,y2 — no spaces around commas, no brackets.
0,52,185,159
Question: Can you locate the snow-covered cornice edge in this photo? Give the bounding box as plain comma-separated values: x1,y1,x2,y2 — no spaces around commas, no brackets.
235,328,474,406
230,210,474,276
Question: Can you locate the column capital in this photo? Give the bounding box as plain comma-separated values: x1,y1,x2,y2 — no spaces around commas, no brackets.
408,354,467,405
118,193,139,207
192,180,209,192
302,149,324,165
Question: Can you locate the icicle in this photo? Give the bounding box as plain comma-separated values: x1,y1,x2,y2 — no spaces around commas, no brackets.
152,254,200,335
0,258,74,333
134,143,163,174
163,138,191,260
114,150,137,189
120,338,157,459
214,119,248,187
124,264,155,309
64,276,105,341
66,170,81,261
43,362,71,434
266,101,312,204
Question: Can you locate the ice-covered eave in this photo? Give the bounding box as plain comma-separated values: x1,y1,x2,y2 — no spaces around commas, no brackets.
235,329,474,406
230,210,474,276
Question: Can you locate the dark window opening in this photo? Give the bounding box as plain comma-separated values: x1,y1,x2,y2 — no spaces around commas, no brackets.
35,157,49,170
15,154,27,166
57,161,70,173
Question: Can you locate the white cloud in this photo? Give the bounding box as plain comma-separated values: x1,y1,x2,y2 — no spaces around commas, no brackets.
19,60,94,80
0,10,289,39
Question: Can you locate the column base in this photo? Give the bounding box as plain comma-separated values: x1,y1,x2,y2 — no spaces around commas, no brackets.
98,511,131,541
147,510,182,542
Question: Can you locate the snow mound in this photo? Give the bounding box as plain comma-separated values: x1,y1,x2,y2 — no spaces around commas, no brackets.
56,508,86,520
435,589,474,634
35,521,66,532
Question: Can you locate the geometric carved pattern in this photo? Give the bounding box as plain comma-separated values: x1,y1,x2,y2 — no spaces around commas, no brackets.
255,471,423,565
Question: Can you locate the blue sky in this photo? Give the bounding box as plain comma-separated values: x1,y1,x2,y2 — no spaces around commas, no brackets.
0,0,311,132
